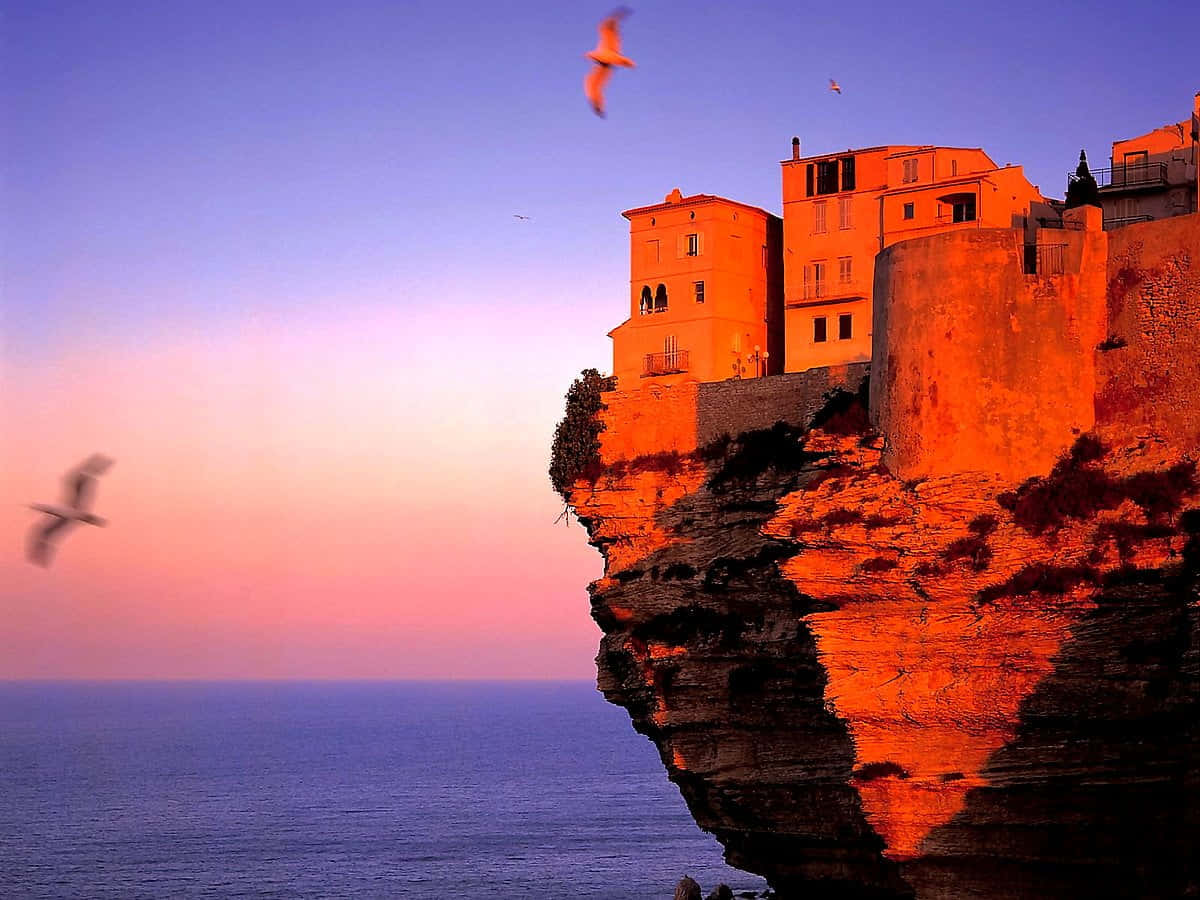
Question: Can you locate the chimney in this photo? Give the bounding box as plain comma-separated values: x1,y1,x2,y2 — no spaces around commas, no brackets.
792,137,801,161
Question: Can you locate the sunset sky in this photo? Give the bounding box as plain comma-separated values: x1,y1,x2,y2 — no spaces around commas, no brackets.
1,0,1193,678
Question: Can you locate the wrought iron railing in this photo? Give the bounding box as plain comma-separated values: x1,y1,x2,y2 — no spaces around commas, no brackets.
1103,214,1155,230
1069,162,1168,191
1024,243,1067,276
643,349,689,376
1035,216,1085,230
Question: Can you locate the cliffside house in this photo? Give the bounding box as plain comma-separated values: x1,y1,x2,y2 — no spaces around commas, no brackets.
608,189,784,388
1078,92,1200,230
780,139,1058,373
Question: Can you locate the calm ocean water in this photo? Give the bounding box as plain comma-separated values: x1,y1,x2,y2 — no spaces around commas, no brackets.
0,681,766,899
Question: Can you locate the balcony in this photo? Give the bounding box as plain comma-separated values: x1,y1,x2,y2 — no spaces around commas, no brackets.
1069,162,1168,192
787,282,866,308
643,349,689,377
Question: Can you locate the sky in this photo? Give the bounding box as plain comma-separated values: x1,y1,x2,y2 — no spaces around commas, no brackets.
1,0,1195,679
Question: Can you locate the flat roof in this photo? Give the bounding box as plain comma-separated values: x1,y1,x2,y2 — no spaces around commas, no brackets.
621,193,779,221
780,144,905,166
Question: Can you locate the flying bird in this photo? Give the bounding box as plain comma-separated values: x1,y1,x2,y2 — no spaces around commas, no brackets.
829,78,842,94
513,214,531,221
584,7,635,118
28,454,114,567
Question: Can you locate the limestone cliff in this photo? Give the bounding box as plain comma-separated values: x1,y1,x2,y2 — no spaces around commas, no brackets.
560,214,1200,900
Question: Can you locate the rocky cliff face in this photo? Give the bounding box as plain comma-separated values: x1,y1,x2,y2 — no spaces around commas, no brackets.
563,216,1200,899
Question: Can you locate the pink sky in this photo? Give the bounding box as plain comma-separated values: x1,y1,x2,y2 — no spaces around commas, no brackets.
1,304,611,678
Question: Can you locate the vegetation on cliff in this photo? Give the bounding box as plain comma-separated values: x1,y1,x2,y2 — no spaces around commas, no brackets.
549,368,616,501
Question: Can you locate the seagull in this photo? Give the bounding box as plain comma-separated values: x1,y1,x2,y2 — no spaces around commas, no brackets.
27,454,114,567
829,78,842,94
584,7,635,118
513,214,531,221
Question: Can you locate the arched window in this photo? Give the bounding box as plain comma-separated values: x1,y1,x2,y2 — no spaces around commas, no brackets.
654,283,668,312
639,285,653,316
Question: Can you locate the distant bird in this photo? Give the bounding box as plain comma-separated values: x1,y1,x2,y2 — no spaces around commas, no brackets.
513,214,531,221
27,454,114,567
829,78,842,94
584,7,635,118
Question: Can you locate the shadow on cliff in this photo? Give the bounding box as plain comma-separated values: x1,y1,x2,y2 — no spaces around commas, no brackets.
587,378,918,900
903,512,1200,900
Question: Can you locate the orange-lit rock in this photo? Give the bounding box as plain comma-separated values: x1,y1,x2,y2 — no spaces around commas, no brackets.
559,214,1199,899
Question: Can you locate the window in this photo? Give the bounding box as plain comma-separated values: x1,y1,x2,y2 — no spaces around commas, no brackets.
805,164,815,197
813,316,828,343
694,281,705,303
902,158,919,183
816,160,839,194
839,313,853,340
952,195,976,223
639,285,653,315
903,202,915,220
654,283,668,312
807,261,825,299
838,257,852,284
686,233,699,256
840,156,856,191
951,159,958,176
813,201,827,234
839,197,853,230
762,245,768,268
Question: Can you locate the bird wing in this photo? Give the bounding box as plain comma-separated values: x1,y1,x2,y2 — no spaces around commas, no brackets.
585,64,614,117
28,516,73,566
598,15,623,54
67,471,95,511
61,454,113,510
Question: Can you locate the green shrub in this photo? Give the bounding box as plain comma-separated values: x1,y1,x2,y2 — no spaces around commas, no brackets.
549,369,615,501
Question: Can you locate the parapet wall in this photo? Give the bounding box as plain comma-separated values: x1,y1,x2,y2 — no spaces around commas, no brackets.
1096,212,1200,444
598,364,868,464
871,225,1108,482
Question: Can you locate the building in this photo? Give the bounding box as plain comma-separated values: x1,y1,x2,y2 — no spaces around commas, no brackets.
1086,92,1200,229
608,189,783,388
780,140,1057,372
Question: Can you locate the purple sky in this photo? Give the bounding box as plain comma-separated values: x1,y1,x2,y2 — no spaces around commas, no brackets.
1,0,1194,678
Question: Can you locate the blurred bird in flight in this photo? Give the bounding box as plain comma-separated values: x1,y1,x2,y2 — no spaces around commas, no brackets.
513,214,531,220
27,454,114,567
829,78,842,94
584,7,635,118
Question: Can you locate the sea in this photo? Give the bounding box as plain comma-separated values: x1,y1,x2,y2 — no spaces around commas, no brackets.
0,681,767,899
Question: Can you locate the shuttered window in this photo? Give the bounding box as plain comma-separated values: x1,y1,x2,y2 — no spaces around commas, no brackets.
839,197,853,229
816,160,839,194
840,156,856,191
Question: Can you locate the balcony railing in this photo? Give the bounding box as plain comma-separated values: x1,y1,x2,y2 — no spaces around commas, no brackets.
1069,162,1168,192
1103,214,1155,230
643,349,689,377
1035,216,1085,230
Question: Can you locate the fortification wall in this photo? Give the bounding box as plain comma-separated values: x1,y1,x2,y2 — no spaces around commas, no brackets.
1096,212,1200,444
598,364,868,463
872,225,1108,482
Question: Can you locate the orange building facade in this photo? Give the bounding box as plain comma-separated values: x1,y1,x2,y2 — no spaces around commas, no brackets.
780,141,1056,372
608,189,783,388
1089,92,1199,229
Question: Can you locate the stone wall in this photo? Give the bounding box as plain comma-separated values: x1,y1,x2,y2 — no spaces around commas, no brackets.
597,364,868,463
872,224,1108,483
1095,212,1200,445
